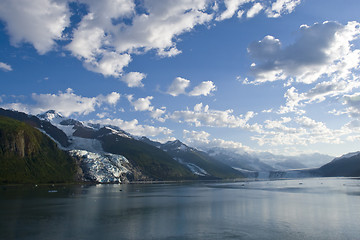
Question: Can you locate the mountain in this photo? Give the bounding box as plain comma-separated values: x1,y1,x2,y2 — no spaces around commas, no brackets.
5,108,359,182
36,110,199,181
0,116,77,184
0,108,70,147
99,134,197,181
257,152,360,179
318,152,360,177
253,152,334,169
37,109,244,181
206,148,274,172
141,138,244,179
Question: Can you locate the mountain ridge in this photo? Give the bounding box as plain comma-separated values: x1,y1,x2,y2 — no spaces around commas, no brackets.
1,108,360,183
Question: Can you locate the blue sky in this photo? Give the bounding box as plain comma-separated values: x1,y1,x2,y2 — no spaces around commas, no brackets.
1,0,360,157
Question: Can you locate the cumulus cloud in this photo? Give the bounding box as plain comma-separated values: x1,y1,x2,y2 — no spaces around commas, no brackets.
1,89,122,117
252,116,345,147
188,81,217,96
171,103,259,129
247,21,360,85
98,92,121,105
183,129,253,153
150,107,168,122
0,0,304,78
341,93,360,118
89,118,173,137
127,95,168,122
127,95,154,111
167,78,216,97
246,2,263,18
0,0,70,54
65,0,213,77
215,0,302,21
82,52,132,78
167,77,190,96
216,0,252,21
278,78,360,114
121,72,146,88
113,0,212,55
266,0,301,18
0,62,12,71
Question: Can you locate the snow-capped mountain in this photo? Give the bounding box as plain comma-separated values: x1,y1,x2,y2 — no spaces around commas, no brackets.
206,147,274,172
332,151,360,162
140,138,244,179
35,110,139,182
35,109,201,181
2,108,360,183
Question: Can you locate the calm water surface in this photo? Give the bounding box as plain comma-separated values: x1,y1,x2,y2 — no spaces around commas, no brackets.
1,178,360,240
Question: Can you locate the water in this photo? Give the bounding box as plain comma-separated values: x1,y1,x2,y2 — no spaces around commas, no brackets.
1,178,360,240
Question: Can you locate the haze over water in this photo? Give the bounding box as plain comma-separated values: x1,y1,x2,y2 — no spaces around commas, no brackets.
1,178,360,240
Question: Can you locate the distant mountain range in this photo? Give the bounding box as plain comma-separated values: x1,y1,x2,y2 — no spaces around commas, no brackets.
1,108,359,183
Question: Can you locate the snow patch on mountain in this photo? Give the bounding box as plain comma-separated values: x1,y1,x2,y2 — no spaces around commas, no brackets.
333,151,360,162
58,124,76,137
37,110,64,123
174,158,208,176
103,126,132,139
69,136,103,153
70,150,132,183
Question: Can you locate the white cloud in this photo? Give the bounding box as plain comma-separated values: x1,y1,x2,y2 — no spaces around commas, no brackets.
127,95,168,122
167,77,190,96
183,129,211,144
167,78,216,97
99,92,121,105
96,112,109,119
82,52,132,78
89,118,173,137
1,88,97,117
121,72,146,88
150,107,168,122
0,0,70,54
342,93,360,118
237,10,245,19
266,0,301,18
1,89,122,117
66,0,135,77
183,129,253,153
252,116,345,147
278,78,360,114
216,0,301,21
246,2,263,18
113,0,212,55
66,0,213,77
247,21,360,85
127,95,154,111
0,62,12,71
171,103,259,129
189,81,217,96
0,0,304,78
216,0,252,21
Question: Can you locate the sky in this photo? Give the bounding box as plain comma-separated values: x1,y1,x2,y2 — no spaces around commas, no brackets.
1,0,360,157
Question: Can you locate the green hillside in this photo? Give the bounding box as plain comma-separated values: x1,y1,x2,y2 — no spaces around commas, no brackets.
0,116,76,184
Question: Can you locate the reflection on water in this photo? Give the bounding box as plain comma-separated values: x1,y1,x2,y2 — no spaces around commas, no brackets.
1,178,360,240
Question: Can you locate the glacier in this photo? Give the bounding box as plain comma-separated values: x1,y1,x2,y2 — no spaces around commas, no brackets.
70,150,133,183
